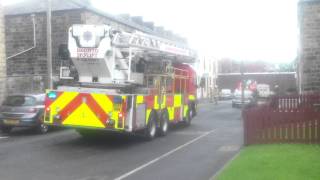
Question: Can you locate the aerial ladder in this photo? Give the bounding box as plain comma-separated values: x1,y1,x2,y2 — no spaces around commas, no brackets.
45,25,198,140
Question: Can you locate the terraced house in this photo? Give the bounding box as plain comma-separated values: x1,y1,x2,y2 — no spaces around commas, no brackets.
4,0,184,94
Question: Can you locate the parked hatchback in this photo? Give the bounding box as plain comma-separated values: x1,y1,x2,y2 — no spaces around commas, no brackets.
0,94,48,134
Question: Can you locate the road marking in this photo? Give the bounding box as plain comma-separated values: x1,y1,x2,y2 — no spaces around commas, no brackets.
0,136,8,139
114,129,216,180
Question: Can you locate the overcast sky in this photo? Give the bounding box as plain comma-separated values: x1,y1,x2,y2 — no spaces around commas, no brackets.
91,0,299,63
3,0,299,63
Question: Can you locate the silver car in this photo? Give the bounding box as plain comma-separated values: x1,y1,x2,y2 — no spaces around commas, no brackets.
232,90,254,108
0,94,48,134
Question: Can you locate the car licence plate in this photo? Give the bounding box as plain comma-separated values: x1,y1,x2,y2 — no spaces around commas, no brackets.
3,119,20,125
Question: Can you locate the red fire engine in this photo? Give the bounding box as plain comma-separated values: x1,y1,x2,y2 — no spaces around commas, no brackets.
44,25,197,139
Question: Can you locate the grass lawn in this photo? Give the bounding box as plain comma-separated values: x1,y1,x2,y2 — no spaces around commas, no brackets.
216,144,320,180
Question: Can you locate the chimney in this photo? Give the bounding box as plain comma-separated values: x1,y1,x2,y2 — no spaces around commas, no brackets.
131,16,143,26
118,14,130,20
144,21,154,30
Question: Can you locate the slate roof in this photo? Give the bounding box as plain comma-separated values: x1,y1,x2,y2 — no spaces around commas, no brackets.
4,0,155,34
4,0,186,43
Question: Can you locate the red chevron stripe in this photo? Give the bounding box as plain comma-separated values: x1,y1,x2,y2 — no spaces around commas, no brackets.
59,94,82,122
85,94,108,126
59,93,108,127
145,95,154,109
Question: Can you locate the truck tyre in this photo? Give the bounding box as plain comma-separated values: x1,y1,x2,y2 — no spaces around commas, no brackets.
1,126,12,134
145,111,157,140
158,110,169,136
184,109,192,127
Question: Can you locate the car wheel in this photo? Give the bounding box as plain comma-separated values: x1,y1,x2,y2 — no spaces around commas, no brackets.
1,126,12,134
37,123,49,134
145,111,157,140
158,110,169,136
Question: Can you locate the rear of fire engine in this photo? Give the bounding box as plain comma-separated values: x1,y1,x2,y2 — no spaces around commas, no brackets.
44,25,197,139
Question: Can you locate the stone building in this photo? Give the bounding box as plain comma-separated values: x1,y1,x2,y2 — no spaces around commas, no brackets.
4,0,185,94
0,3,6,101
298,0,320,92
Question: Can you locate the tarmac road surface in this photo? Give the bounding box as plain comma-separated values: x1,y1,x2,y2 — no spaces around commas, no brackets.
0,100,242,180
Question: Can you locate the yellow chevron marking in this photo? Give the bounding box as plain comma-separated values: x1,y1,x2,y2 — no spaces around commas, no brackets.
161,95,166,109
62,103,105,128
49,92,79,123
189,95,196,101
146,109,152,124
168,107,174,121
184,105,189,117
91,94,113,113
136,95,144,104
154,96,159,110
174,94,182,107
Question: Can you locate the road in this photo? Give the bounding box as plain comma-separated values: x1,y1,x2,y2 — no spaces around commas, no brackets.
0,101,242,180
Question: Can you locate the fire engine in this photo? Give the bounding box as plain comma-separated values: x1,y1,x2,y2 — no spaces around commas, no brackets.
44,24,197,139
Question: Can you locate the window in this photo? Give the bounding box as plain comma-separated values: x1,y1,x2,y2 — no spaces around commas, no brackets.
3,96,37,106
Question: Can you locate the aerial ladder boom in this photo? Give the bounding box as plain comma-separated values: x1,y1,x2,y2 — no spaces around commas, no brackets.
65,24,196,87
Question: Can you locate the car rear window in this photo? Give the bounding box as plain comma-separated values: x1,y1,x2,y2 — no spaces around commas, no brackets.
2,96,37,106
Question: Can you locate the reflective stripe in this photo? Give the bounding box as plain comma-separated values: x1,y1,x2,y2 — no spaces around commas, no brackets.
189,95,195,101
136,95,144,104
161,95,166,109
184,105,189,117
174,94,182,107
168,107,174,121
146,109,152,124
154,96,160,110
49,92,79,123
62,103,105,128
91,94,113,113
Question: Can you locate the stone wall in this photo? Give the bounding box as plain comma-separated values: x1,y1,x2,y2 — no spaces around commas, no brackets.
4,9,138,94
0,4,6,101
5,10,82,94
299,0,320,91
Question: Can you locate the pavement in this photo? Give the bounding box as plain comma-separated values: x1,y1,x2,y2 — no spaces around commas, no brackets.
0,100,243,180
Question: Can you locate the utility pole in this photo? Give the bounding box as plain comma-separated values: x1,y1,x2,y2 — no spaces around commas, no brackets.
47,0,53,89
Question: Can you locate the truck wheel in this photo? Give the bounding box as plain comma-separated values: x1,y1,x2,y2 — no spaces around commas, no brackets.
184,109,192,127
145,111,157,140
158,111,169,136
1,126,12,134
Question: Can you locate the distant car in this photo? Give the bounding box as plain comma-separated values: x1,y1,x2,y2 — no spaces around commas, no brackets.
0,94,48,134
232,90,254,108
219,89,233,100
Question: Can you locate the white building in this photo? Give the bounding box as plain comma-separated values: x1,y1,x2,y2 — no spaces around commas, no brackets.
196,57,218,99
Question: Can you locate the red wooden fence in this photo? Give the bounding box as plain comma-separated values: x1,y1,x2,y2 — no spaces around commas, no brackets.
243,94,320,145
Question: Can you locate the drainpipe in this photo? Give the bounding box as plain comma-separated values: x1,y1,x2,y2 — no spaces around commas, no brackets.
6,14,36,59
